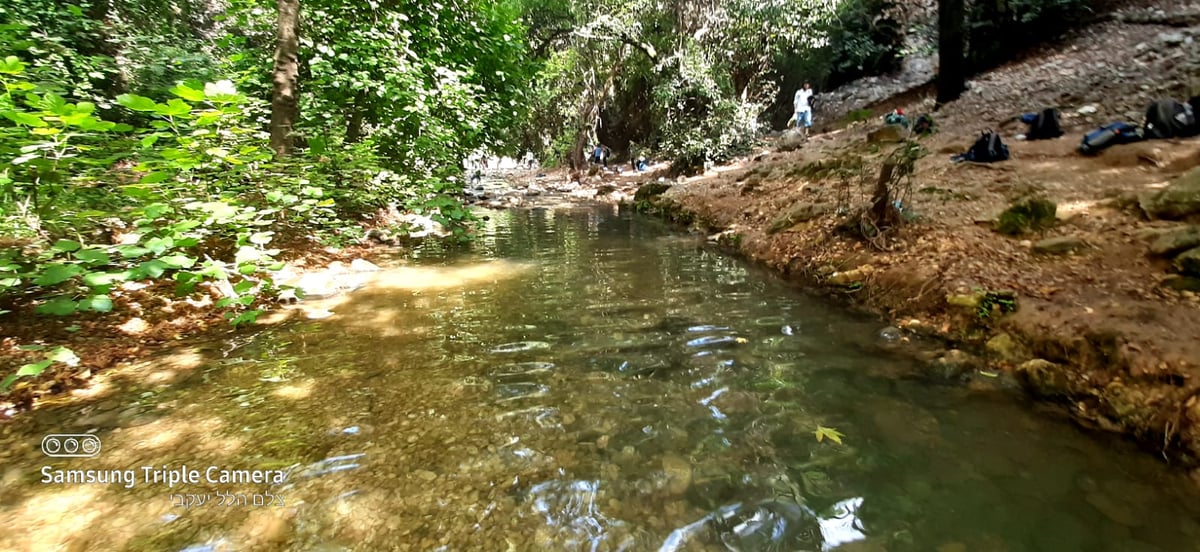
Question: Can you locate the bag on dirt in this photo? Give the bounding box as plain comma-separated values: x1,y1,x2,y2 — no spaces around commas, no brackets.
912,114,936,135
1143,99,1196,139
954,130,1009,162
1078,122,1143,155
883,111,909,128
1025,108,1063,140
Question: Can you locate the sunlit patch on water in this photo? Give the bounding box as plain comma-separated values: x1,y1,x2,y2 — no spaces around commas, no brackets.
491,341,553,353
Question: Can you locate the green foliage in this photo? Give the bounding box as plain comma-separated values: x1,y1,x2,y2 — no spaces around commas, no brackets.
0,345,78,391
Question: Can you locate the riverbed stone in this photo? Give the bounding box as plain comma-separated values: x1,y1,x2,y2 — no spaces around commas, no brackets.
1086,491,1144,527
827,265,874,286
946,291,986,309
661,454,692,495
1176,247,1200,276
350,258,382,272
1033,236,1088,255
985,333,1028,363
1016,359,1072,398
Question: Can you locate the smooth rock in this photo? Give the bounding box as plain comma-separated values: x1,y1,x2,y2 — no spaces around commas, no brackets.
868,125,904,143
661,454,692,495
349,259,381,272
413,470,438,482
1176,247,1200,277
1033,236,1088,255
1149,226,1200,256
1139,167,1200,220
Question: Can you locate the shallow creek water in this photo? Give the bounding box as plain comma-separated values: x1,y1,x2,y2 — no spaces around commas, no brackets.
2,204,1200,552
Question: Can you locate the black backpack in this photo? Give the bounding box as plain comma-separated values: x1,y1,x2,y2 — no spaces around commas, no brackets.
1144,99,1196,139
963,130,1009,162
1027,108,1063,140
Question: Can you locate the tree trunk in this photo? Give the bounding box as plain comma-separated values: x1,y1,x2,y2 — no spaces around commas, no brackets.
936,0,966,106
270,0,301,157
345,92,366,143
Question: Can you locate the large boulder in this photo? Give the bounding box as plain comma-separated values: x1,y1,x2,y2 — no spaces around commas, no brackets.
1177,247,1200,277
1139,167,1200,220
777,129,806,152
1149,225,1200,256
867,125,904,144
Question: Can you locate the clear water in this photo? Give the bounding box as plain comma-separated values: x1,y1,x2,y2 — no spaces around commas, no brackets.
2,205,1199,552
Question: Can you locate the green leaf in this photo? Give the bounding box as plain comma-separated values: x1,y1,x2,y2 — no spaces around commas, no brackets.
814,426,845,445
229,309,262,327
140,134,160,148
117,94,159,112
47,346,80,366
170,83,206,102
79,295,114,312
249,231,274,245
145,236,174,255
34,264,82,286
35,297,78,316
158,254,196,269
1,360,52,391
116,245,150,258
140,171,173,184
2,111,46,127
0,55,27,75
238,263,257,275
143,203,171,219
233,280,256,294
82,270,130,287
18,345,47,352
74,248,112,266
156,99,192,117
52,239,82,253
135,259,169,278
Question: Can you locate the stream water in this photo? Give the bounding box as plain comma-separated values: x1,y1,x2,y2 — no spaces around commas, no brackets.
2,204,1199,552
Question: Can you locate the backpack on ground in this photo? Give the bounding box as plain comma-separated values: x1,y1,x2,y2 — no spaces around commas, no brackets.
1026,108,1063,140
1078,122,1143,155
912,114,935,135
1143,99,1196,139
954,130,1009,163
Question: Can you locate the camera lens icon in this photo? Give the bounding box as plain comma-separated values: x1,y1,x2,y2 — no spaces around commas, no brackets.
42,434,102,458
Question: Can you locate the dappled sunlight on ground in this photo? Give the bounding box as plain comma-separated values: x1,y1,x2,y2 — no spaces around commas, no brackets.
6,486,104,550
368,260,534,291
273,379,314,401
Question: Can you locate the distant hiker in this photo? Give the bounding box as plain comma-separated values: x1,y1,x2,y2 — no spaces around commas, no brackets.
794,82,815,133
592,144,610,167
522,151,536,170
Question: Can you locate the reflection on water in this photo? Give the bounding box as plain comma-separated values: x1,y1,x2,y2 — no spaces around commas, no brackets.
2,205,1200,552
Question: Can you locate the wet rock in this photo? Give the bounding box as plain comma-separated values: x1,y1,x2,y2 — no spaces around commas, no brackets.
1176,247,1200,277
996,197,1057,235
878,326,902,342
1077,104,1099,115
947,291,986,309
1033,236,1088,255
867,125,904,143
930,349,976,379
1016,359,1072,398
661,454,692,495
1139,167,1200,220
1086,491,1143,527
827,265,873,286
413,469,438,482
985,333,1028,363
634,182,672,204
767,203,834,233
1161,275,1200,291
1149,226,1200,256
349,259,381,272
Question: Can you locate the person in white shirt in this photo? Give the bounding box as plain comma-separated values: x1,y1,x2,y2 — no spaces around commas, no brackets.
793,82,814,134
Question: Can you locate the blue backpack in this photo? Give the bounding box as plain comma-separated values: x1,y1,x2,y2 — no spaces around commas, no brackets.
1078,122,1142,155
